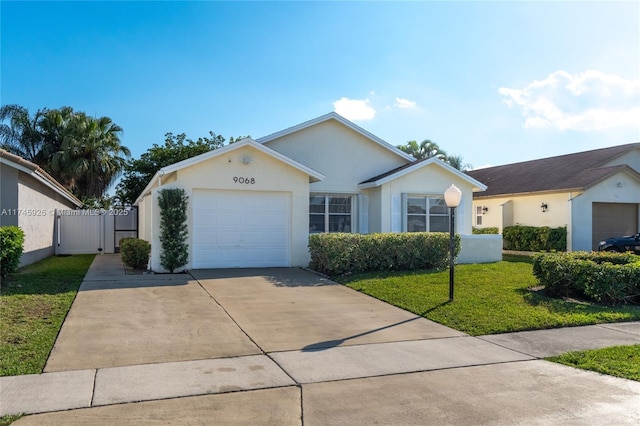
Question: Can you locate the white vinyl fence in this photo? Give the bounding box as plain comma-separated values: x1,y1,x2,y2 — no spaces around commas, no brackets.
55,207,137,255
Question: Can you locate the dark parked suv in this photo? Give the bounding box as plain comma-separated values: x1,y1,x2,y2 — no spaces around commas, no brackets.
598,233,640,254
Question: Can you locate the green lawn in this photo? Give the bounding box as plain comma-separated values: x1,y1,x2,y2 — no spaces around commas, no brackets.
548,345,640,381
0,254,95,376
338,256,640,336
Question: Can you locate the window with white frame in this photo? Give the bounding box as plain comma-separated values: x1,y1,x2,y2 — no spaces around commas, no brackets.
476,205,484,226
309,195,353,233
406,196,449,232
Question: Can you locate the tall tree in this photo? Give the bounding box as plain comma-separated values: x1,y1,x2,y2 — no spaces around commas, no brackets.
445,154,472,172
0,104,130,200
0,104,47,163
52,114,130,199
115,131,243,206
397,139,448,161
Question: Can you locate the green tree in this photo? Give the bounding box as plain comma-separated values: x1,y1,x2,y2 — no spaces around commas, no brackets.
52,114,130,199
1,104,130,200
445,154,473,171
396,139,472,171
158,188,189,273
115,131,246,206
397,139,448,161
0,105,47,163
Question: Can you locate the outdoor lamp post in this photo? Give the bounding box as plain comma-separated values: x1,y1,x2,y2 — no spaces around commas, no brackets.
444,184,462,301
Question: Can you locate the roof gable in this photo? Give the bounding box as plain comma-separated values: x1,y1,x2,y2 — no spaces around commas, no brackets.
257,112,416,162
134,138,325,205
359,156,488,192
467,143,640,197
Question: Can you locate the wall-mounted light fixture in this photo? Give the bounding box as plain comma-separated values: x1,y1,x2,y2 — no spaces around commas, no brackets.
482,206,489,214
240,155,254,165
541,203,548,213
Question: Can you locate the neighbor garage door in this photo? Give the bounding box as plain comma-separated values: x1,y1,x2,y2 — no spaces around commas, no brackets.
192,190,290,268
592,202,638,250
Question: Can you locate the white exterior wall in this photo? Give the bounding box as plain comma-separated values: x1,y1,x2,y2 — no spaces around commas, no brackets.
146,145,311,272
382,162,478,234
602,149,640,171
17,180,78,265
473,192,572,233
263,120,409,194
458,234,502,264
571,170,640,251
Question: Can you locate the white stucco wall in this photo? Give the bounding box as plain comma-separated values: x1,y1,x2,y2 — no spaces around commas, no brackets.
602,149,640,171
16,176,79,265
263,119,409,194
458,234,502,264
571,170,640,251
145,145,312,272
381,162,479,234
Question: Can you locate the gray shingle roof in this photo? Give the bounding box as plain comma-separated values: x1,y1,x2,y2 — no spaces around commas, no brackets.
466,143,640,198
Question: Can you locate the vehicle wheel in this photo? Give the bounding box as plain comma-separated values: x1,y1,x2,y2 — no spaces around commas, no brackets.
605,247,620,252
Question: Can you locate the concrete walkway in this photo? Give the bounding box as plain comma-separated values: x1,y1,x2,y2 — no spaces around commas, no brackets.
1,254,639,424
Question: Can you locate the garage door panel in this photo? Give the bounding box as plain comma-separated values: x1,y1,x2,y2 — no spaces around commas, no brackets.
592,202,638,250
192,190,290,268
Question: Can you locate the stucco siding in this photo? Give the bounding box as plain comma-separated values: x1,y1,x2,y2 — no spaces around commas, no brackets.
263,120,408,193
571,170,640,251
146,145,311,271
16,173,78,266
1,165,19,227
384,162,478,234
602,149,640,171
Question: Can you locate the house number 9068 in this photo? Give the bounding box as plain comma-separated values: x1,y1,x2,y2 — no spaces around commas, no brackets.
233,177,255,184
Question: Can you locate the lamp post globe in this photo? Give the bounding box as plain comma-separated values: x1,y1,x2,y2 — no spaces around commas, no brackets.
444,184,462,301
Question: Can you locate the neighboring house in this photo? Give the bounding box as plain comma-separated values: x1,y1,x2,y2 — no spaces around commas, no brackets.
0,149,83,266
467,143,640,251
135,112,488,271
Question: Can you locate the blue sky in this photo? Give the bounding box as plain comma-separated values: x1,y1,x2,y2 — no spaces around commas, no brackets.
2,1,639,171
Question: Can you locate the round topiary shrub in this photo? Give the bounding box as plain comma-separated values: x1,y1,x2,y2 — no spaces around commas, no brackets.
120,238,151,270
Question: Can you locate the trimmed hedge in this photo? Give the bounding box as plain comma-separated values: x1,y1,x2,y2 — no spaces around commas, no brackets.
0,226,25,281
503,225,567,252
532,251,640,306
120,238,151,270
473,227,499,235
309,232,459,276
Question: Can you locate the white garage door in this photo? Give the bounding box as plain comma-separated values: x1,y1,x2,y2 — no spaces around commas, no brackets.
192,190,291,268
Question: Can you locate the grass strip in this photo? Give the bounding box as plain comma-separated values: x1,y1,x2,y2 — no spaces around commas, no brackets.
547,345,640,381
0,254,95,376
338,257,640,336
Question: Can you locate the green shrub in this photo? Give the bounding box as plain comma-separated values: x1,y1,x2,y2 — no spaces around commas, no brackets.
158,188,189,273
473,227,499,235
503,225,567,251
309,232,459,276
532,251,640,306
0,226,25,280
120,238,151,270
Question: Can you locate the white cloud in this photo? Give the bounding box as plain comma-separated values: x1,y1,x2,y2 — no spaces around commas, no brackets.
394,97,417,109
333,97,376,121
499,70,640,131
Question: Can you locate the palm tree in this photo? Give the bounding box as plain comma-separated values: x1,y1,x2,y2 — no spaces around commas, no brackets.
446,154,472,171
52,114,131,199
0,104,47,163
397,139,448,161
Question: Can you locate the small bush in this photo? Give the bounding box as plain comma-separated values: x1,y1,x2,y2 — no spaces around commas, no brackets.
120,238,151,270
473,227,499,235
0,226,25,280
309,232,459,276
533,251,640,306
503,225,567,251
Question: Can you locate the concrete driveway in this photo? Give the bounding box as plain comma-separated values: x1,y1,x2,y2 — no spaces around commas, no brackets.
6,255,639,424
45,266,462,372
